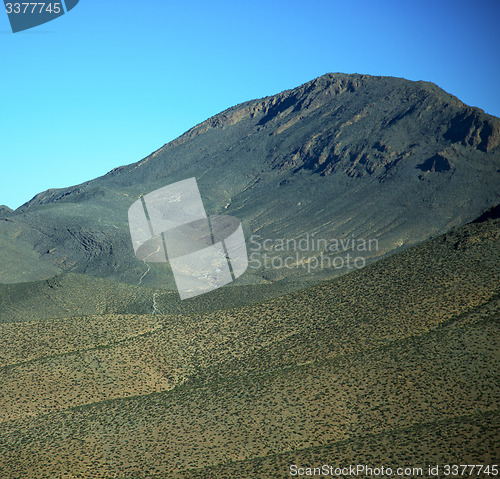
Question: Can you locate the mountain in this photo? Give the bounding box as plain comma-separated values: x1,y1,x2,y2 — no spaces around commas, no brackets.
0,206,12,216
0,210,497,478
1,73,499,287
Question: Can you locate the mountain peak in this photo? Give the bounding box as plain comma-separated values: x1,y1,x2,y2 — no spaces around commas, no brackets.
163,73,499,174
168,72,371,148
154,72,498,185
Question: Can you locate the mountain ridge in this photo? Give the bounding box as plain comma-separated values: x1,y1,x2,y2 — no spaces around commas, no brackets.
17,72,500,211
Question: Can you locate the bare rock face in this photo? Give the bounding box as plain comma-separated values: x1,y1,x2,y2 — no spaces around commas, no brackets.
445,108,500,152
417,154,452,173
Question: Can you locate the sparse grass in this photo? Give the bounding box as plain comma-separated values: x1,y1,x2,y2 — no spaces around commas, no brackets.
0,218,498,478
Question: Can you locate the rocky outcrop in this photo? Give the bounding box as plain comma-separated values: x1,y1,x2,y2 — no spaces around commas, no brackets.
445,108,500,152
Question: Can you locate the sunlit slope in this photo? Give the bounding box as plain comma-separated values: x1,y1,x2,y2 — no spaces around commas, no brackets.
0,297,497,477
0,272,304,324
0,215,497,477
172,412,499,479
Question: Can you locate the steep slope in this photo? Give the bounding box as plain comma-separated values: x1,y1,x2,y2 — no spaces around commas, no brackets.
1,73,499,286
0,213,497,477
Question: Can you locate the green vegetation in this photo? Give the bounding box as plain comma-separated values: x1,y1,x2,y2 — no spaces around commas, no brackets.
0,215,498,478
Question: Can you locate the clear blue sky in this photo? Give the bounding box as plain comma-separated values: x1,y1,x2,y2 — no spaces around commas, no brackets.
1,0,499,210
